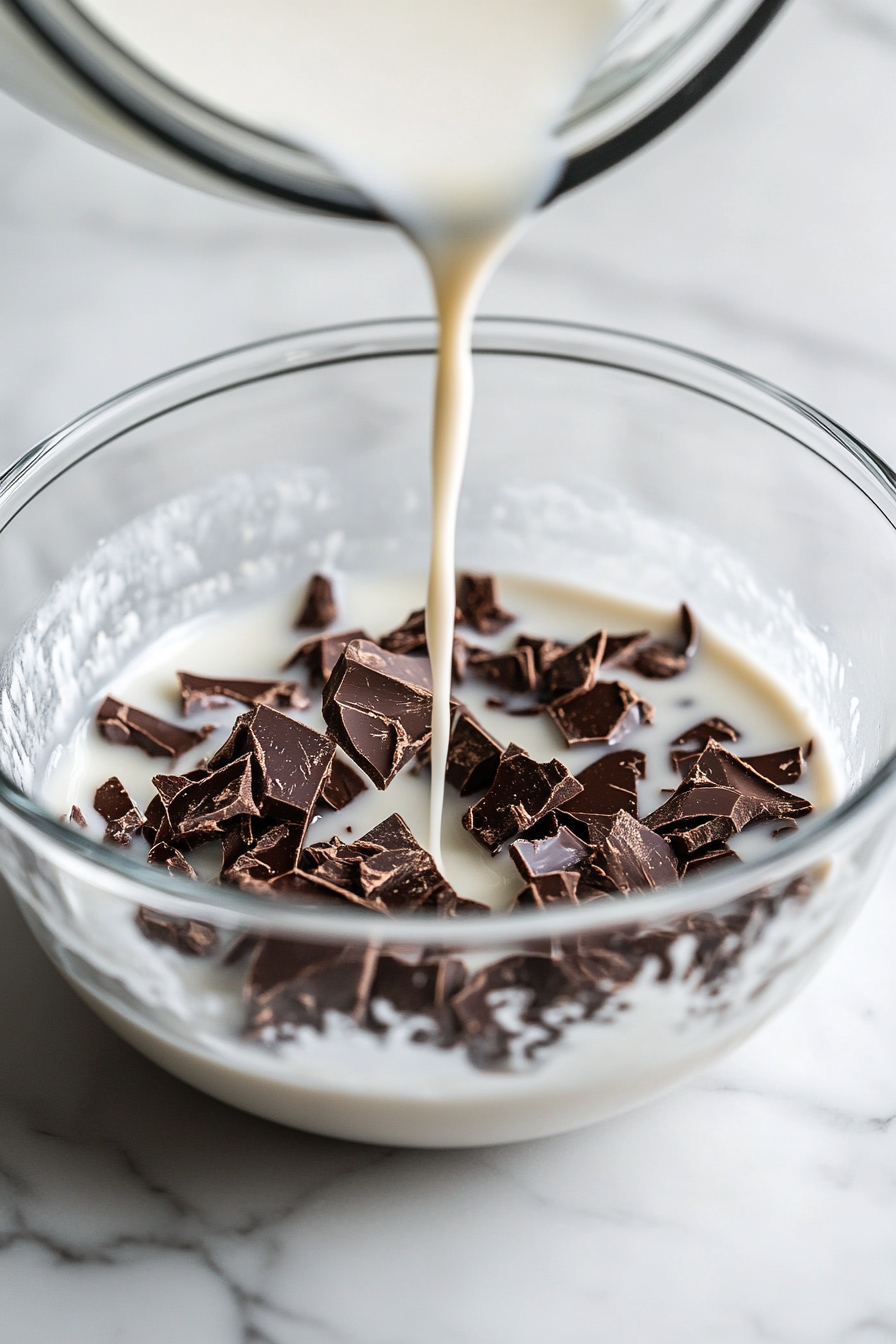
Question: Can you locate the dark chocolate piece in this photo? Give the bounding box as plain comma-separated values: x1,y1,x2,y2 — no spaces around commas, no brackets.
514,634,568,677
93,776,147,846
321,756,368,810
589,811,679,893
462,744,583,853
283,628,368,685
445,708,503,796
543,630,607,700
601,630,651,668
177,672,309,714
644,742,813,856
456,573,514,634
452,955,589,1069
295,573,337,630
379,608,468,680
246,942,378,1038
321,639,433,789
743,747,806,787
563,749,646,823
516,871,581,908
509,825,591,880
369,955,465,1038
681,843,742,875
167,754,262,840
671,716,741,750
226,822,307,883
605,605,699,680
468,645,537,695
96,695,213,759
68,804,87,828
547,680,653,747
135,905,216,955
146,843,198,879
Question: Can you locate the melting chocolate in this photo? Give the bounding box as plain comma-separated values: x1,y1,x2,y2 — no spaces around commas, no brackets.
457,573,515,634
547,680,653,747
96,695,213,759
514,634,568,677
177,672,309,714
322,639,433,789
283,628,368,686
462,744,583,853
295,573,337,629
93,776,146,845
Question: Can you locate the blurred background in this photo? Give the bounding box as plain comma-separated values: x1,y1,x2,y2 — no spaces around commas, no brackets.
1,0,894,467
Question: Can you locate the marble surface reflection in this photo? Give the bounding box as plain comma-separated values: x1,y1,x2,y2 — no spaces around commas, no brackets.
1,1,895,1340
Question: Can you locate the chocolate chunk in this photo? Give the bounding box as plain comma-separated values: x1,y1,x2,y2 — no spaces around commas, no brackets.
226,822,307,883
516,871,581,908
606,605,699,680
208,705,335,839
177,672,309,714
146,843,198,879
562,749,646,823
68,804,87,829
543,630,607,700
283,628,368,685
165,754,261,841
445,708,503,796
547,680,653,747
468,645,537,695
135,904,216,955
510,824,591,880
246,942,378,1038
97,695,213,759
682,843,742,875
457,574,515,634
462,745,583,853
451,954,582,1069
321,756,368,810
379,609,469,680
295,573,337,629
514,634,568,676
743,746,806,787
321,639,433,789
220,814,264,878
589,811,679,892
601,630,651,668
671,717,741,750
369,954,466,1038
644,742,813,856
93,776,147,846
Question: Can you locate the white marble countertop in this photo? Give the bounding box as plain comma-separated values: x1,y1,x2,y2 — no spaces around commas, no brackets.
1,1,896,1340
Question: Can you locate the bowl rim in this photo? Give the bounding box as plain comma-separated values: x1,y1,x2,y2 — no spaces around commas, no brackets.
2,314,895,949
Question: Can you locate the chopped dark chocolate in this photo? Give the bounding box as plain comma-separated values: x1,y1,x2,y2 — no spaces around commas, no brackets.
451,954,584,1069
165,754,261,841
516,871,581,908
208,705,335,840
246,942,378,1038
743,746,806,787
68,804,87,828
282,628,368,685
369,954,465,1037
589,810,680,893
294,573,337,630
177,671,309,714
562,749,646,823
321,756,368,811
378,609,469,680
226,822,307,883
543,630,607,700
644,741,813,857
468,644,537,695
146,843,198,879
601,630,651,668
93,776,146,846
462,744,583,853
321,639,433,789
547,680,653,748
514,634,568,676
681,843,742,875
135,904,216,954
457,573,515,634
96,695,213,759
445,708,504,796
604,605,699,680
670,716,741,750
509,824,591,880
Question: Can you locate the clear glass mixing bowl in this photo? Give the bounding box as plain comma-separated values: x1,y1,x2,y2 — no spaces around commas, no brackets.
0,317,893,1148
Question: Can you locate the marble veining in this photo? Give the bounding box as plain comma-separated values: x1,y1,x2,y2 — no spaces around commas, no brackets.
1,0,896,1339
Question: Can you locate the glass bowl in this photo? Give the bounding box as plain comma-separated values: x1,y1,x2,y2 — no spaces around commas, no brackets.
0,316,894,1149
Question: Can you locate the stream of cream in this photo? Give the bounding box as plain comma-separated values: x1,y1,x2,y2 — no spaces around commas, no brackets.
76,0,628,865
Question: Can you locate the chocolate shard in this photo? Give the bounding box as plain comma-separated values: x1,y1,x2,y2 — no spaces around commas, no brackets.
516,871,581,908
282,628,368,685
369,955,466,1041
514,634,568,677
321,756,368,811
509,824,591,881
445,707,504,796
671,716,741,750
177,671,309,714
220,814,264,878
294,573,337,630
168,754,262,841
68,804,87,829
468,645,537,695
451,954,586,1069
547,680,654,748
321,639,433,789
93,776,147,846
457,573,515,634
462,744,584,853
681,843,742,876
379,608,469,681
562,749,646,824
589,810,680,893
135,904,216,955
146,843,198,880
601,630,651,668
644,741,813,856
606,605,699,680
246,942,378,1038
543,630,607,700
226,822,307,883
208,705,335,841
96,695,213,759
742,746,806,787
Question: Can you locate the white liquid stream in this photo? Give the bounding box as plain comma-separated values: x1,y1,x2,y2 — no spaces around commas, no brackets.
78,0,628,866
